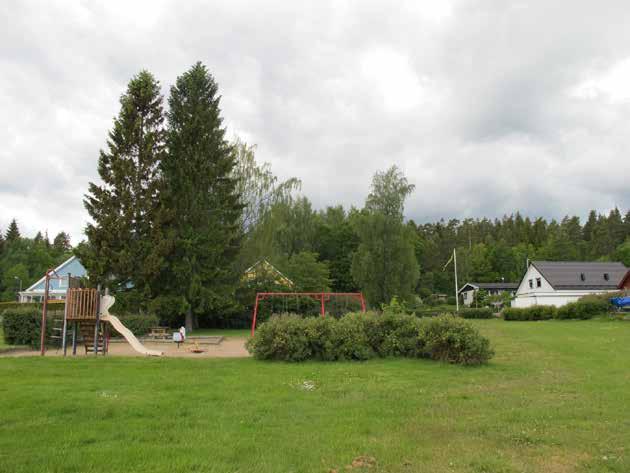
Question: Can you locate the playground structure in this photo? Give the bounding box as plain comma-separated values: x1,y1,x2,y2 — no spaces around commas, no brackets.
250,292,367,336
39,269,163,357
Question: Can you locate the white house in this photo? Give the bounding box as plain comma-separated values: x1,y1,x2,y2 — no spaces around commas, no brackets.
18,255,87,303
458,282,519,306
511,261,627,308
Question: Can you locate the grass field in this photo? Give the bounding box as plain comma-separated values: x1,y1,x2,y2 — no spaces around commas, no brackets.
1,320,630,472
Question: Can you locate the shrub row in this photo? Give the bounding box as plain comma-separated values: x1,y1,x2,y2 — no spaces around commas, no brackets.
246,312,494,365
1,308,159,347
459,308,494,319
503,305,556,321
503,296,610,321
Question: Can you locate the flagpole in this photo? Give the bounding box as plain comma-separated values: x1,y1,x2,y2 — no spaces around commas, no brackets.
454,249,459,312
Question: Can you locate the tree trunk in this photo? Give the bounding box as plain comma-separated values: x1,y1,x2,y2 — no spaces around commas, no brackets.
185,306,193,333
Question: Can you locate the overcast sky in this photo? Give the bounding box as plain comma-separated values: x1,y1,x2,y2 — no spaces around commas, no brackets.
2,0,630,243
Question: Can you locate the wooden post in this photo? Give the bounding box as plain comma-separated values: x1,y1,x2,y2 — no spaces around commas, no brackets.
93,285,102,355
72,321,77,355
320,294,325,317
250,294,260,337
40,270,51,356
61,273,70,356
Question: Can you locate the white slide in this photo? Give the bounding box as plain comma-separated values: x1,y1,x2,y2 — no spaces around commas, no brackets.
100,295,163,357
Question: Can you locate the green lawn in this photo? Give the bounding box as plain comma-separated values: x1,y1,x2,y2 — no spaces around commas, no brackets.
1,320,630,473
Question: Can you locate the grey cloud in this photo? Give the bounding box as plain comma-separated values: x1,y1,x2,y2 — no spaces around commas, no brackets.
1,0,630,242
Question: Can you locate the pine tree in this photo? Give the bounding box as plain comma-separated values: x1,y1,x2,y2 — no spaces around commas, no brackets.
52,232,71,253
5,219,20,242
159,62,243,330
81,70,166,296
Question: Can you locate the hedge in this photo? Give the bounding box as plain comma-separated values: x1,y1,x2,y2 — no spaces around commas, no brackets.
555,296,610,320
1,308,158,347
246,312,494,365
1,307,52,348
459,308,494,319
504,296,611,321
503,305,556,321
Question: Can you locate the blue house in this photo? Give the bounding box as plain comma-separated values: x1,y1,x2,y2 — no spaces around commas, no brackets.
19,255,87,303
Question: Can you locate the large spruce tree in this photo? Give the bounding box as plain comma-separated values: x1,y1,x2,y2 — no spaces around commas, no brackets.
81,70,166,296
160,62,243,330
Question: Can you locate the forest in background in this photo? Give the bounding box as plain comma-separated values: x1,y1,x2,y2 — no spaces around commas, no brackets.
2,195,629,306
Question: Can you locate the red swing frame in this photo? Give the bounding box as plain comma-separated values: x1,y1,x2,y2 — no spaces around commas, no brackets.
250,292,367,336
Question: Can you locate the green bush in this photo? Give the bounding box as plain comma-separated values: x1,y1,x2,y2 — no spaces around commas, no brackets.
459,308,494,319
114,313,159,336
246,312,494,365
420,315,495,365
555,296,610,320
1,307,49,348
503,305,556,321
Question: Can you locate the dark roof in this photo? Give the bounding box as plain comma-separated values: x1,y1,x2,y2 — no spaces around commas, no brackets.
531,261,628,290
458,282,518,293
474,282,519,290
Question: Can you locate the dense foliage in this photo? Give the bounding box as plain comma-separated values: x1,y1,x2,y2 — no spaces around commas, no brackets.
114,313,160,336
246,312,494,365
1,307,50,347
503,296,611,321
0,220,72,302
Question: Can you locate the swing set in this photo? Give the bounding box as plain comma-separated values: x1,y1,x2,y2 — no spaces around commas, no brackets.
250,292,367,336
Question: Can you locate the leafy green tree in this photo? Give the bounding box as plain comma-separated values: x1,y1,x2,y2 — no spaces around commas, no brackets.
313,206,360,292
0,263,29,301
159,62,243,331
352,166,419,306
614,239,630,267
81,70,166,298
231,137,301,235
285,251,331,291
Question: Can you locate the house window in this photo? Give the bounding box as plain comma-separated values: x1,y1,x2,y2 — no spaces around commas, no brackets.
528,279,533,289
536,278,541,288
59,277,67,288
604,273,610,281
580,273,586,281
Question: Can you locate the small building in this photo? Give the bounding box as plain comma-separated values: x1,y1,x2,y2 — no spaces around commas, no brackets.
512,261,628,308
458,282,519,306
619,270,630,291
242,259,294,288
19,256,87,303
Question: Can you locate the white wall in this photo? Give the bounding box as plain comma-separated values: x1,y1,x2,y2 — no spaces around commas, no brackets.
461,289,475,306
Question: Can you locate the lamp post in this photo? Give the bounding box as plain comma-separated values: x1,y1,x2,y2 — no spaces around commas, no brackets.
14,276,22,302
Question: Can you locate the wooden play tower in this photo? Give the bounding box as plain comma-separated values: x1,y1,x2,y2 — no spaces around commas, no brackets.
64,287,109,355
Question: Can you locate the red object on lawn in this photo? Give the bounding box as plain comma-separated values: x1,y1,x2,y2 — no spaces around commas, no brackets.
250,292,367,336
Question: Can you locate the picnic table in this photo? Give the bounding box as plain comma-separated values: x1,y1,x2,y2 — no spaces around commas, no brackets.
149,327,170,340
